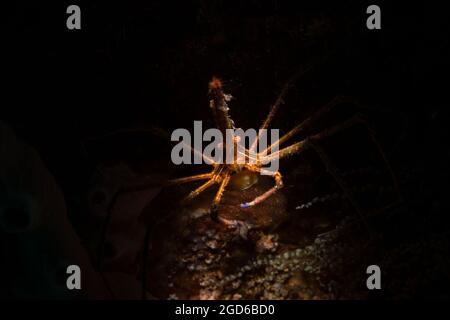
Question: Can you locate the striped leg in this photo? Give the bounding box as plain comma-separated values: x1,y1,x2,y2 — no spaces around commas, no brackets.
240,166,283,208
259,96,356,157
210,173,231,219
166,173,213,186
182,178,217,204
249,64,315,155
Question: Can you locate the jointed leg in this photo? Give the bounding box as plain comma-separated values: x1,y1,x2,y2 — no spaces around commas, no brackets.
309,140,370,232
166,172,213,186
249,65,315,154
182,165,226,205
182,178,217,204
240,166,283,208
249,99,283,154
152,125,219,167
212,172,231,210
269,111,401,205
262,139,309,163
262,114,364,163
259,96,356,157
363,124,401,200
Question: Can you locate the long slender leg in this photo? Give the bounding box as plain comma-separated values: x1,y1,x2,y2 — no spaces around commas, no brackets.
182,178,218,204
176,165,224,202
244,115,378,232
165,172,213,186
236,144,259,165
262,139,309,163
211,172,231,212
309,140,371,232
259,96,356,157
240,166,283,208
150,126,219,167
179,141,219,167
249,64,316,154
262,114,363,163
248,93,286,153
261,113,401,204
246,114,361,209
363,122,402,200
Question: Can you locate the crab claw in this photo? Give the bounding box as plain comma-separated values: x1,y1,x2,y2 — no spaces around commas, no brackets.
240,202,252,209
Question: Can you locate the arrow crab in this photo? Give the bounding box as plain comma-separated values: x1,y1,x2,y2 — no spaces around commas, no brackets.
91,67,402,275
164,73,399,222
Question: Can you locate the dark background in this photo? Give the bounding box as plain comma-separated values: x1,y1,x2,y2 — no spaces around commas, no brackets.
2,0,450,299
5,1,449,189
